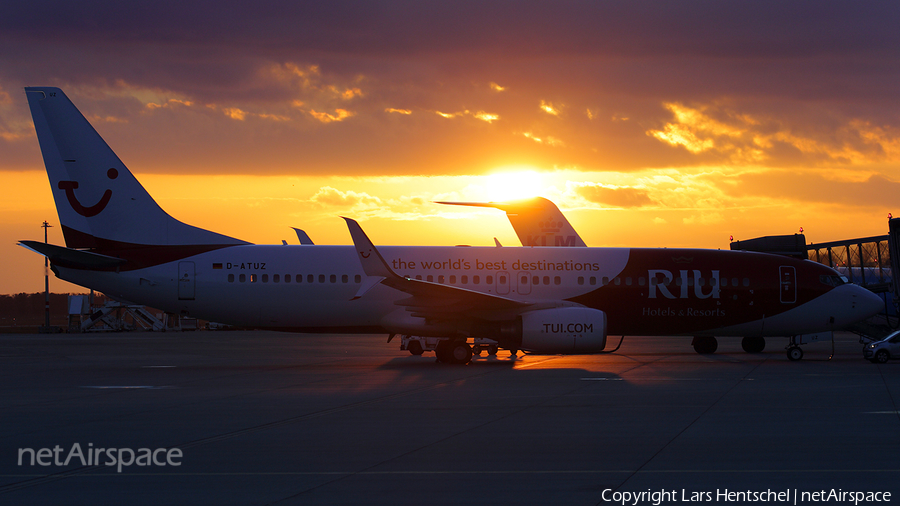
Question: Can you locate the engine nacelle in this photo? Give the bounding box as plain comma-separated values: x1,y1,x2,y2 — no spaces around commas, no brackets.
520,307,608,354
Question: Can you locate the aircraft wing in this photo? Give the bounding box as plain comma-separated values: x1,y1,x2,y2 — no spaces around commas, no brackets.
342,218,529,320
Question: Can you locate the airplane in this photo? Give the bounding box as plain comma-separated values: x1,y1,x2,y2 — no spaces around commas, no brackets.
20,87,883,363
436,197,586,247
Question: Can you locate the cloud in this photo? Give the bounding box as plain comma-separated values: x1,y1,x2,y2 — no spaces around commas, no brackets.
433,109,500,124
572,183,654,208
539,100,562,117
309,186,381,208
721,171,900,208
647,102,900,168
522,132,564,147
308,109,354,123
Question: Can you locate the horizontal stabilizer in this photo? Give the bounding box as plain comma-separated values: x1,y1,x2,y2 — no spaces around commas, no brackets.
19,240,127,270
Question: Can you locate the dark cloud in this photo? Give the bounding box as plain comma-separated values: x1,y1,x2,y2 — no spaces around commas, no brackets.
1,1,898,176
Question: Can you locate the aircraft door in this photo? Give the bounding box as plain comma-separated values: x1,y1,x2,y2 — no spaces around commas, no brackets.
178,261,196,300
779,266,796,304
517,271,532,295
497,271,510,295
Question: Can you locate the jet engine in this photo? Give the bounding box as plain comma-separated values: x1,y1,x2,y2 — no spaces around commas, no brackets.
519,307,608,353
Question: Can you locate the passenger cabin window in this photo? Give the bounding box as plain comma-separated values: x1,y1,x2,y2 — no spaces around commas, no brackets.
228,274,234,282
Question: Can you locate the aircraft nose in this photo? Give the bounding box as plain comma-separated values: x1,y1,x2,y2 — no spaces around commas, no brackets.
853,284,884,320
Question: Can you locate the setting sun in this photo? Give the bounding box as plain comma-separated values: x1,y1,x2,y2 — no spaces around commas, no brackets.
483,169,545,202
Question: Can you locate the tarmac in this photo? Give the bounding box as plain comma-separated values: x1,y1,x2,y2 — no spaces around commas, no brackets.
1,330,899,505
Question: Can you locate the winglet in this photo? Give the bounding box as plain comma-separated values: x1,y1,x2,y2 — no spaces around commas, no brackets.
342,217,397,280
291,227,315,245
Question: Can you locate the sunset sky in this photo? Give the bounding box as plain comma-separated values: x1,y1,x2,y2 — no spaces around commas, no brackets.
1,1,899,294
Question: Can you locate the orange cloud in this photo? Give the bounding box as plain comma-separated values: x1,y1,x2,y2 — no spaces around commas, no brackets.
434,109,499,123
309,109,354,123
573,183,654,208
146,98,194,109
310,186,381,208
539,100,561,116
223,107,247,120
522,132,563,147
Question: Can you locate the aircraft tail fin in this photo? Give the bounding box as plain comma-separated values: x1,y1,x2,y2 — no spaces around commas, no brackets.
24,87,248,251
436,197,586,247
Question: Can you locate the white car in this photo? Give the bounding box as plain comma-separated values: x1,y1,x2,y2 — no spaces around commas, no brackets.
864,330,900,363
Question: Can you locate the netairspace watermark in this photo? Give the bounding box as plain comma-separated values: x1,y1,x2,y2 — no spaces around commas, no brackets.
601,488,892,506
18,443,182,473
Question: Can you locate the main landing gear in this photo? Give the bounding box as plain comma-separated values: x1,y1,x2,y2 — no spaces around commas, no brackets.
398,335,503,364
434,339,473,365
741,336,766,353
691,336,718,354
692,336,767,354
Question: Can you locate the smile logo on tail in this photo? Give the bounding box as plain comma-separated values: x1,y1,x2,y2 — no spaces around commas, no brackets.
58,168,118,217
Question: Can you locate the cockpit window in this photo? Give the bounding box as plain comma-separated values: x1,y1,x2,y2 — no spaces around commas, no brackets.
819,275,847,287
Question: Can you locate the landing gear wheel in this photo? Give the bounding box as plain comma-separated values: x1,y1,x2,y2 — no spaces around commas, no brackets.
434,341,450,363
692,336,718,354
487,345,499,356
473,345,483,356
448,341,473,364
407,340,424,356
874,350,890,364
741,336,766,353
787,346,803,361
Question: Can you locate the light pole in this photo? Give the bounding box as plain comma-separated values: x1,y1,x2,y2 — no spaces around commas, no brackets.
41,221,52,332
